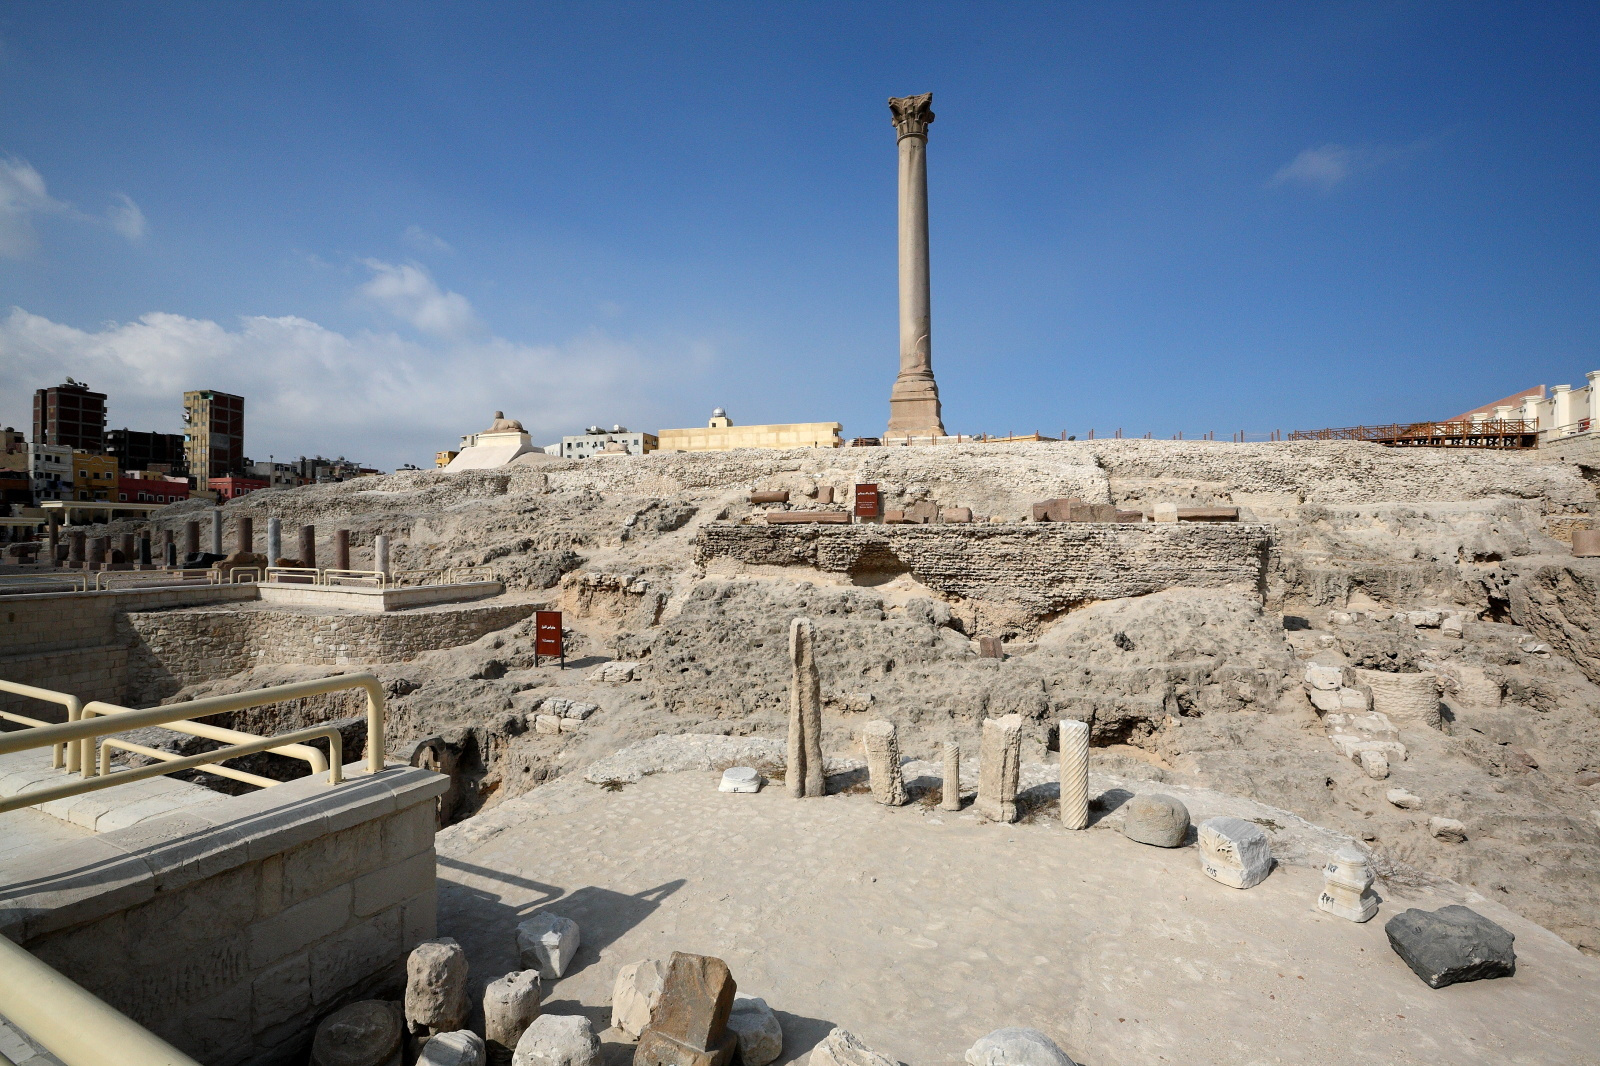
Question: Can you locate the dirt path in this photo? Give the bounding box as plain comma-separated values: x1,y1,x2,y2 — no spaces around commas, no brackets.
436,768,1600,1066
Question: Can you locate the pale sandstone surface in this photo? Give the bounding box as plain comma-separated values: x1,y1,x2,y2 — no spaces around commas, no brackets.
432,768,1600,1066
70,442,1600,953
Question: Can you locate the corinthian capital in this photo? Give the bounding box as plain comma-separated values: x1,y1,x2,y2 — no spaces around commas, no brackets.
889,93,934,140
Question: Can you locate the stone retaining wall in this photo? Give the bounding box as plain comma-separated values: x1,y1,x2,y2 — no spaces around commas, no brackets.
0,585,255,716
0,764,448,1066
695,522,1270,613
122,601,538,703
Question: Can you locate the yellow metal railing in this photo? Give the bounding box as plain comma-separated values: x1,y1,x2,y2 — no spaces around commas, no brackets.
0,573,88,594
0,674,386,816
262,565,499,589
92,568,221,591
0,679,84,773
0,934,203,1066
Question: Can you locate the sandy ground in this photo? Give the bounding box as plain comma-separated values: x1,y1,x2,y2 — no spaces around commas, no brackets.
435,770,1600,1066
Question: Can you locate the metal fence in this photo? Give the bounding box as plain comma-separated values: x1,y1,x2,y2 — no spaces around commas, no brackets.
1287,419,1539,449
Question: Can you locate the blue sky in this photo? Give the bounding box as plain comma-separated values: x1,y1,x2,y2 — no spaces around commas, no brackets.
1,2,1596,468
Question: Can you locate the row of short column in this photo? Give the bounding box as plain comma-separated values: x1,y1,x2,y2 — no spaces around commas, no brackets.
49,512,385,574
786,613,1091,826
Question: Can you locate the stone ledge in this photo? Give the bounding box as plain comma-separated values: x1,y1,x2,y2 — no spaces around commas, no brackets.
0,762,448,941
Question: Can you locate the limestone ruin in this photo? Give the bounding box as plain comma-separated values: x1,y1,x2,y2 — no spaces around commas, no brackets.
5,438,1600,1065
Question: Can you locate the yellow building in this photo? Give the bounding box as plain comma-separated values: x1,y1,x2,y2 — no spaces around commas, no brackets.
435,450,459,468
72,451,117,501
657,409,842,452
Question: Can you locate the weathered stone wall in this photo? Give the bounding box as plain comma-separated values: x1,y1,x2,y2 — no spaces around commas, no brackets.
0,585,255,715
122,601,539,703
0,766,448,1066
694,522,1270,614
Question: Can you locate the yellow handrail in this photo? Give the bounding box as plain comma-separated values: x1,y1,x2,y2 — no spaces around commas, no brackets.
262,566,321,584
0,934,203,1066
97,737,278,789
0,674,386,816
93,569,220,591
0,573,88,594
0,679,84,773
322,567,387,587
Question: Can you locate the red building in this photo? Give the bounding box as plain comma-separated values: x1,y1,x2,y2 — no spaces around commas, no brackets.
118,475,191,505
209,475,269,500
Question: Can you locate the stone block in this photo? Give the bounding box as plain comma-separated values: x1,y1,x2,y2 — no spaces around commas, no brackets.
485,969,542,1057
1386,788,1422,809
725,996,782,1066
558,718,582,734
718,767,761,793
806,1028,896,1066
281,819,384,908
420,1031,486,1066
1428,816,1468,843
252,953,313,1035
963,1027,1077,1066
406,937,469,1035
514,1014,600,1066
1308,688,1342,713
382,802,438,866
516,912,580,978
612,958,667,1039
1338,686,1370,711
1121,793,1189,847
1384,905,1515,988
1357,749,1389,779
976,636,1003,659
250,882,353,969
1198,816,1273,889
1304,664,1342,691
1151,503,1179,524
941,507,973,523
353,848,436,918
311,906,403,1006
311,999,404,1066
535,715,562,735
633,951,737,1066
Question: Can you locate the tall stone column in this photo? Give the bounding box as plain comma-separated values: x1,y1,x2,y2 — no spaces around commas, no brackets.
210,508,223,555
886,92,946,440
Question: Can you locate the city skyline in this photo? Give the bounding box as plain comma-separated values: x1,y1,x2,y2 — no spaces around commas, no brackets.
1,3,1597,468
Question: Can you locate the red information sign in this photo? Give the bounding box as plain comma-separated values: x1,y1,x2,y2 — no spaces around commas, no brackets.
535,610,564,666
854,483,880,518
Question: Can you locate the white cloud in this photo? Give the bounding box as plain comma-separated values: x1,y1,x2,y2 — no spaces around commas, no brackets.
359,259,481,339
107,193,147,241
0,303,696,469
0,155,149,254
0,157,70,257
403,224,453,254
1269,144,1366,192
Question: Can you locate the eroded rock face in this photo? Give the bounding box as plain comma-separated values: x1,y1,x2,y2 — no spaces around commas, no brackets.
1509,561,1600,685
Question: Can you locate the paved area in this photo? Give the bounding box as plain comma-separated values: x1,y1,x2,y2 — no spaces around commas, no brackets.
437,769,1600,1066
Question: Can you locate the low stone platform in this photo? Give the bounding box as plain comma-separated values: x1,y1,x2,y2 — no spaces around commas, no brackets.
436,756,1600,1066
257,579,504,612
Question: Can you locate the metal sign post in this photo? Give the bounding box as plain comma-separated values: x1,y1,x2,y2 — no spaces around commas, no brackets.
535,610,565,668
854,484,880,520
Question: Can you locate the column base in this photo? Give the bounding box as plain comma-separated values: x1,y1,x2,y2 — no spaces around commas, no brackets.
886,375,946,439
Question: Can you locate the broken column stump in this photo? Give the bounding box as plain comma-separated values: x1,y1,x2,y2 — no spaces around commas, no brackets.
862,720,907,805
787,617,825,798
978,715,1023,823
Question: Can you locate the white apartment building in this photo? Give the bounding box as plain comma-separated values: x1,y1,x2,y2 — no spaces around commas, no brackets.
27,442,72,501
